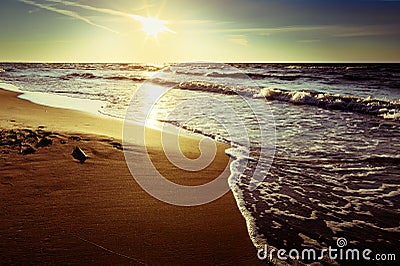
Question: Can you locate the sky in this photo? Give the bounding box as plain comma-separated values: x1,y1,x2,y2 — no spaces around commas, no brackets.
0,0,399,62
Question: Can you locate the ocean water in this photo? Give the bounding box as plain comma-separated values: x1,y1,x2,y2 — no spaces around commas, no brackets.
1,63,399,264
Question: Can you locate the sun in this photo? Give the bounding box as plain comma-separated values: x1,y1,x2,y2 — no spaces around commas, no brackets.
131,15,174,38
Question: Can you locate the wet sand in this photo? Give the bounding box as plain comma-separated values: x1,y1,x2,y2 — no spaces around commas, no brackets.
0,89,262,265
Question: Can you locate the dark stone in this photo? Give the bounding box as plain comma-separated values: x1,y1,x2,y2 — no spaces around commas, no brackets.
35,130,50,137
111,142,123,150
35,137,53,148
71,146,88,163
69,136,81,141
22,146,36,155
0,140,10,146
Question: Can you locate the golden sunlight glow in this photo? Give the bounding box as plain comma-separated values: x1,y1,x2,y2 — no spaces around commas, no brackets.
131,15,174,38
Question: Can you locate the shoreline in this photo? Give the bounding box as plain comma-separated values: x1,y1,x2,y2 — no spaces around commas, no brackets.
0,81,122,130
0,88,262,264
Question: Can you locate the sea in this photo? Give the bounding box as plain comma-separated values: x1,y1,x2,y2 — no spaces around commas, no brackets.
1,62,399,264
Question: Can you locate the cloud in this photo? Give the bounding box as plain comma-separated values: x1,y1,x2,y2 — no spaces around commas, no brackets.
20,0,167,35
172,19,232,26
333,25,400,37
208,24,400,40
19,0,118,33
44,0,133,17
204,25,327,35
228,35,248,46
297,39,320,43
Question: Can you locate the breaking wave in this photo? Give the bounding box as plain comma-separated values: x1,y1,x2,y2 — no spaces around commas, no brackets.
172,69,302,81
59,72,147,82
256,88,400,120
151,76,400,120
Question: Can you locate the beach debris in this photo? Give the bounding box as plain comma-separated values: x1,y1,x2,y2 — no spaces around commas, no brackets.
111,141,123,150
35,137,53,148
1,129,56,155
71,146,89,163
69,136,81,141
21,145,36,155
36,129,50,136
0,139,15,146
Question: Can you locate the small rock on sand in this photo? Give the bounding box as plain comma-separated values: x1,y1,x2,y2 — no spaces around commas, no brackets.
71,146,88,163
35,137,53,148
21,145,36,155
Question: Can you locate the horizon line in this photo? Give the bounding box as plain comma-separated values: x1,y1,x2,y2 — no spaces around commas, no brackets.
1,60,400,64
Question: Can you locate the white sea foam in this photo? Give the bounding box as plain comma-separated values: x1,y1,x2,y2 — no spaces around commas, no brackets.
257,87,400,120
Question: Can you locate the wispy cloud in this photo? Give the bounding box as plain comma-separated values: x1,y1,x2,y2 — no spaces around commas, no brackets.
203,25,327,35
297,39,320,43
172,19,232,26
44,0,134,17
206,24,400,40
333,25,400,37
19,0,118,33
228,35,248,46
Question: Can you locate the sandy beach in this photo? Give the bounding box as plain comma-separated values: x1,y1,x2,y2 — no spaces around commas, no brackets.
2,0,399,264
0,89,262,265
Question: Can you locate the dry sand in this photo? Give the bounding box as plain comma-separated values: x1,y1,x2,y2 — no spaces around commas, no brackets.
0,89,263,265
